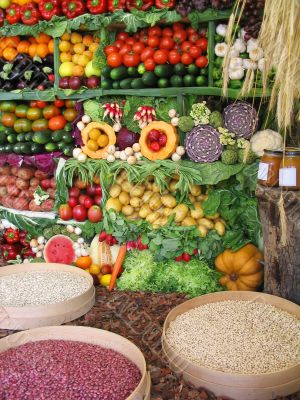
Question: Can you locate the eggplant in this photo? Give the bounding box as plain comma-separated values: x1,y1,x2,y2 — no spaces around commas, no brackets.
17,82,27,89
43,54,54,67
2,81,14,91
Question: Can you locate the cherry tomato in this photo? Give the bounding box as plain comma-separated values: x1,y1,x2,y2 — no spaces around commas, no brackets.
30,101,37,108
189,33,199,43
153,50,168,64
140,34,148,45
133,32,140,41
181,52,193,65
144,58,156,71
31,119,49,132
173,30,187,43
107,52,122,68
190,46,202,58
148,26,162,37
48,115,67,131
117,32,129,41
141,47,155,61
162,27,173,37
187,27,197,36
119,44,132,56
181,41,192,53
63,108,77,122
196,38,208,51
173,22,185,31
148,36,159,48
127,37,136,46
123,52,140,67
114,39,124,49
160,37,175,50
36,101,47,109
43,105,60,120
195,55,208,68
54,99,65,108
132,42,145,54
168,50,181,65
105,45,118,56
1,113,16,127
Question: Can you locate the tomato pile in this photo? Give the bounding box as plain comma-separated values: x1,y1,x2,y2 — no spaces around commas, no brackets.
0,100,77,156
147,128,167,152
103,23,209,89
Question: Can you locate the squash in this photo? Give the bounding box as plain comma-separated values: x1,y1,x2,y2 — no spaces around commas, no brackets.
81,122,116,159
215,244,264,291
139,121,179,160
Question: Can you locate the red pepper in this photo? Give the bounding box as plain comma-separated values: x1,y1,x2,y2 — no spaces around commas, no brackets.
6,4,21,25
107,0,126,12
22,247,36,259
61,0,86,19
4,228,20,244
38,0,61,21
1,244,22,261
87,0,107,14
155,0,175,9
0,9,4,26
20,3,41,25
126,0,153,11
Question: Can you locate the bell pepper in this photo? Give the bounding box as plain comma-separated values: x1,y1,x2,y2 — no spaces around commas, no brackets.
4,228,20,244
126,0,153,11
38,0,60,20
20,2,41,25
154,0,174,9
19,231,30,247
22,247,36,259
6,3,21,24
1,243,22,261
107,0,126,12
61,0,86,19
0,9,4,26
87,0,107,14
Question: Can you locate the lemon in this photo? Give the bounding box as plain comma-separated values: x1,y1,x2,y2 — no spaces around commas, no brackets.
59,62,74,77
89,264,101,275
100,274,112,287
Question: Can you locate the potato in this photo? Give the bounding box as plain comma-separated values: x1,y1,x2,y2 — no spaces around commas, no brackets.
173,174,180,181
198,218,214,229
197,194,208,202
191,203,204,219
190,184,201,197
121,181,133,193
206,213,220,220
163,207,173,217
152,222,161,230
122,205,134,216
189,194,196,203
119,191,130,205
198,225,208,238
152,183,160,193
181,216,197,226
169,180,177,192
149,193,162,211
173,204,189,223
161,194,177,208
130,197,142,208
127,212,139,220
146,212,160,224
131,185,145,197
139,204,152,218
109,184,122,198
160,216,168,226
215,221,226,236
145,182,153,190
106,197,122,212
116,175,124,185
119,170,128,180
142,190,153,203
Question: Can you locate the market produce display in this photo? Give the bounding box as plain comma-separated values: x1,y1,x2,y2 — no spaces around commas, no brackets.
0,226,35,261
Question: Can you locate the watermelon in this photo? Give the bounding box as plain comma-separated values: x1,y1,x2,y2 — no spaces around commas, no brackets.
43,235,75,265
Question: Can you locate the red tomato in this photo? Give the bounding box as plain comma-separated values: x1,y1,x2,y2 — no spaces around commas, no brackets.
30,101,37,108
190,46,202,58
105,45,118,56
173,22,185,31
148,26,162,37
140,34,149,45
189,33,199,43
187,27,196,36
117,32,129,41
133,32,140,41
181,52,193,65
119,44,132,56
127,37,136,46
181,41,192,53
195,55,208,68
107,52,122,68
162,27,173,37
168,50,181,65
148,36,159,48
43,105,60,120
153,50,168,64
69,187,80,197
54,99,65,108
36,101,47,109
160,37,175,50
196,38,208,51
132,42,145,54
173,30,187,43
48,115,67,131
114,39,124,49
144,58,155,71
141,47,155,61
68,197,78,208
59,204,73,221
123,52,140,67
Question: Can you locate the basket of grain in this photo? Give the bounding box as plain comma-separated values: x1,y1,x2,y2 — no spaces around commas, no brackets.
162,291,300,400
0,325,151,400
0,263,95,330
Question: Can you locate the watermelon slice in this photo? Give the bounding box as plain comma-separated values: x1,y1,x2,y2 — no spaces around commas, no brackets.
43,235,76,265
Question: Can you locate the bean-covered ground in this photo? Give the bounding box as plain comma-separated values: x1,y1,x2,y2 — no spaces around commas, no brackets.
1,288,300,400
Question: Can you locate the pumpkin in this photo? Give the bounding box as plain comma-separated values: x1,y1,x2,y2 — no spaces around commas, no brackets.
81,122,116,159
139,121,179,161
215,244,264,291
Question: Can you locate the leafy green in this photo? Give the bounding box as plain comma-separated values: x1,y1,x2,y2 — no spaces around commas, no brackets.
123,96,155,132
155,97,178,121
83,100,103,122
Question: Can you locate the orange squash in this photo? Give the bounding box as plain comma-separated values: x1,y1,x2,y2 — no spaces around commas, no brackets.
81,122,116,159
139,121,179,161
215,244,264,291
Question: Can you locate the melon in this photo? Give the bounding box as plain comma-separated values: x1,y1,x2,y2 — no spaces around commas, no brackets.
43,235,76,265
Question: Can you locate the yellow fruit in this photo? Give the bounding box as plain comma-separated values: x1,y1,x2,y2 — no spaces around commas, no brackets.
89,128,101,140
72,65,84,77
89,43,99,53
59,40,71,52
60,52,72,62
77,54,90,67
97,134,109,148
61,33,71,41
87,139,99,151
89,264,101,275
72,54,80,64
71,32,83,44
84,50,93,60
83,35,94,46
59,62,74,77
73,43,85,54
100,274,112,287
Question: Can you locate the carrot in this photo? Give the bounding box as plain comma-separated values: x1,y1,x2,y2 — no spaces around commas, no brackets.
109,244,127,292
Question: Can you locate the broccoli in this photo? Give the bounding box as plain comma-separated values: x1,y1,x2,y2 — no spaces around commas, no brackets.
238,148,257,164
221,150,238,165
53,225,62,235
226,143,238,151
178,116,194,133
209,111,224,129
43,228,54,240
70,233,79,241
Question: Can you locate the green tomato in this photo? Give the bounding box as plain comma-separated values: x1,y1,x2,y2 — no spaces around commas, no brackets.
13,119,32,134
137,63,146,75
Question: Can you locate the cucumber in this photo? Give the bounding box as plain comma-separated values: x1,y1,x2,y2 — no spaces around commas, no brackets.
102,66,112,78
120,78,133,89
170,75,183,87
101,78,113,90
158,78,169,88
142,71,157,87
112,81,120,89
173,63,186,76
131,78,145,89
110,66,128,80
154,64,173,78
127,67,139,77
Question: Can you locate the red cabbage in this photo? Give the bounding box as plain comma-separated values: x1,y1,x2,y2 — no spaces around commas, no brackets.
117,127,139,150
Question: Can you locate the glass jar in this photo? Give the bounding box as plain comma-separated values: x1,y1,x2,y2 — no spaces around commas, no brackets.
279,148,300,190
258,150,283,187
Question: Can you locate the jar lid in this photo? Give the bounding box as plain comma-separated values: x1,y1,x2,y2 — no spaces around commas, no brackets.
284,147,300,156
264,149,283,155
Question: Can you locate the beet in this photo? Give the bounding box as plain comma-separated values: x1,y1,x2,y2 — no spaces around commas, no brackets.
117,127,139,150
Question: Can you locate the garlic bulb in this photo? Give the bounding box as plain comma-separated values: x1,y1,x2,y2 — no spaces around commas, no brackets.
249,47,264,61
172,153,181,162
119,151,127,161
171,117,179,126
135,152,142,160
229,67,245,80
77,152,87,163
228,47,240,58
76,121,85,131
127,156,137,165
107,145,116,154
82,115,91,124
258,58,265,72
73,148,82,158
124,147,133,156
168,109,177,118
132,143,140,152
176,146,185,156
107,154,115,163
229,57,243,69
216,24,227,37
247,38,259,52
233,38,246,53
114,150,121,159
215,43,228,57
243,59,258,70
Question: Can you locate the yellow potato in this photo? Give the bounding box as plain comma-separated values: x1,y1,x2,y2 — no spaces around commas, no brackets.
169,180,177,192
161,194,177,208
119,191,130,205
146,212,160,224
191,203,204,219
139,204,151,218
122,205,134,216
206,213,220,220
142,190,153,204
105,198,122,212
121,181,133,193
198,218,214,230
190,184,201,196
131,185,145,197
109,184,121,198
152,183,160,193
173,204,189,223
189,194,196,203
149,193,162,211
181,216,197,226
198,225,208,238
130,197,142,208
215,221,226,236
163,207,173,217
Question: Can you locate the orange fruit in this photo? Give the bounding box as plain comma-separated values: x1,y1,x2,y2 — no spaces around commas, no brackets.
76,256,92,270
72,65,84,77
36,33,51,44
83,35,94,46
7,36,20,48
89,264,101,275
59,40,71,52
36,44,49,58
17,40,30,54
87,139,99,151
61,32,70,41
89,128,101,140
60,52,72,62
89,43,99,53
97,134,109,148
28,36,37,44
84,50,93,60
48,39,54,53
77,54,89,66
71,32,82,44
73,43,85,54
72,54,80,64
3,47,17,61
29,44,37,58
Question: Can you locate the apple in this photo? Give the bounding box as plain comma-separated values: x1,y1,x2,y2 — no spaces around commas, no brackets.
86,76,100,89
84,197,94,209
94,195,102,206
94,185,102,196
68,196,78,208
79,194,89,206
59,77,70,89
69,76,82,90
72,205,87,222
69,187,80,197
87,205,102,222
59,204,73,221
86,185,96,196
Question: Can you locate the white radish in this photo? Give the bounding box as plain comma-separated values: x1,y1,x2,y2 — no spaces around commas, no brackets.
77,152,87,163
73,148,82,159
74,227,82,235
82,115,91,124
124,147,133,156
77,121,85,131
172,153,181,162
176,146,185,156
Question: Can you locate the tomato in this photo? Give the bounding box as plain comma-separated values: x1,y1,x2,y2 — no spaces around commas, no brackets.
59,204,73,221
117,32,129,42
27,107,42,121
187,27,197,36
190,46,202,59
13,119,32,133
1,113,16,127
119,44,132,56
63,108,77,122
30,101,37,108
48,115,67,131
144,58,156,71
43,105,60,120
148,26,162,37
162,27,173,37
173,22,185,31
148,36,159,48
173,30,187,43
133,32,140,41
168,50,181,65
127,37,136,46
73,204,87,222
68,196,78,208
197,38,208,51
54,99,65,108
181,52,193,65
140,34,148,45
105,45,118,55
132,42,145,54
107,52,122,68
65,100,76,108
189,33,199,43
15,105,29,118
0,101,16,113
88,205,102,223
32,119,49,131
123,52,140,67
114,39,124,49
160,37,175,50
153,50,168,64
195,55,208,68
181,41,192,53
36,101,47,109
141,47,155,61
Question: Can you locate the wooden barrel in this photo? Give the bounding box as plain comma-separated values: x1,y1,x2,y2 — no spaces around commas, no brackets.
0,325,151,400
0,263,95,330
162,291,300,400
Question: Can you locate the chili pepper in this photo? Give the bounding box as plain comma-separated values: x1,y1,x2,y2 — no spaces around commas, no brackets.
107,0,126,12
4,228,20,244
87,0,107,14
61,0,86,19
155,0,175,9
38,0,60,21
126,0,153,11
1,243,22,261
6,4,21,24
20,2,41,25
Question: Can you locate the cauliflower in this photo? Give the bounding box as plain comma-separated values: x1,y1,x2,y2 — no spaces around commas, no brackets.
221,150,238,165
250,129,283,156
178,116,195,133
190,102,211,125
218,127,236,146
209,111,224,129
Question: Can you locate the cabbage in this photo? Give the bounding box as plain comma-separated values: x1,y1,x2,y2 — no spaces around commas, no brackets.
223,101,258,139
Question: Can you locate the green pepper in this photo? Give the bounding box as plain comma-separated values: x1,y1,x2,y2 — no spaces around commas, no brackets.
214,79,223,88
229,79,242,89
214,57,223,68
212,67,222,81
